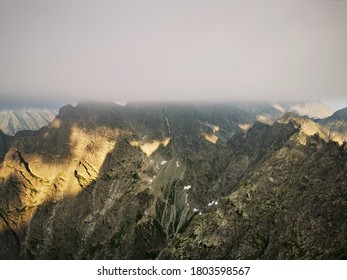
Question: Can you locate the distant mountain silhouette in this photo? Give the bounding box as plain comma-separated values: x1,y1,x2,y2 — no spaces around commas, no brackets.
0,108,57,135
278,100,334,119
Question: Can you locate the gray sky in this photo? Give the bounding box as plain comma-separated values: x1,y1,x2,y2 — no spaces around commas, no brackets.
0,0,346,108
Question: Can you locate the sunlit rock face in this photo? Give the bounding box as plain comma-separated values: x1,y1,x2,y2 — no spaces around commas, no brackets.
0,102,346,260
317,108,347,145
0,108,58,136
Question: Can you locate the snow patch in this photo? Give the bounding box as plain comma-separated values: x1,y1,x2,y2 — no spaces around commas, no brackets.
160,160,167,165
176,161,180,167
207,200,219,207
183,185,191,190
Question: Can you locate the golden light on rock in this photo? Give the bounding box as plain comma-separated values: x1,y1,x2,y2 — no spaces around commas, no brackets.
201,123,220,144
212,125,220,133
204,133,218,144
0,125,118,232
238,123,251,133
50,118,62,129
130,137,171,157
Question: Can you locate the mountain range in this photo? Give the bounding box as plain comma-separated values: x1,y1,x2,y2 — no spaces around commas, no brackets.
0,101,346,259
0,108,57,136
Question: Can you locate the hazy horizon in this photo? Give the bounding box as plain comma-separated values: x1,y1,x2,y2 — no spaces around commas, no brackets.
1,97,346,114
1,0,346,109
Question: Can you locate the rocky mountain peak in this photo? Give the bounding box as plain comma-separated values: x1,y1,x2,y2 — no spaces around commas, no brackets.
316,107,347,145
278,113,330,144
325,107,347,121
0,102,346,260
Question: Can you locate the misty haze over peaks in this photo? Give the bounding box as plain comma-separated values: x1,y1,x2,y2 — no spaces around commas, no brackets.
0,0,346,108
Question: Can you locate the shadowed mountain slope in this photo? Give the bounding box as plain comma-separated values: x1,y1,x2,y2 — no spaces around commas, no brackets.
0,130,14,161
317,108,347,144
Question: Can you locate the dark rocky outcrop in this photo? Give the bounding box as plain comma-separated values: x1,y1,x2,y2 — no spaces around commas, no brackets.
0,130,14,161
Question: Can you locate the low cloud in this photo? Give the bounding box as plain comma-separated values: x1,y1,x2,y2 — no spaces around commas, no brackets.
1,1,346,107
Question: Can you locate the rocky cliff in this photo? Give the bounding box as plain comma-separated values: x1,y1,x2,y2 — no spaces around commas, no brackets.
0,130,14,161
317,108,347,144
161,119,347,259
0,102,346,259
